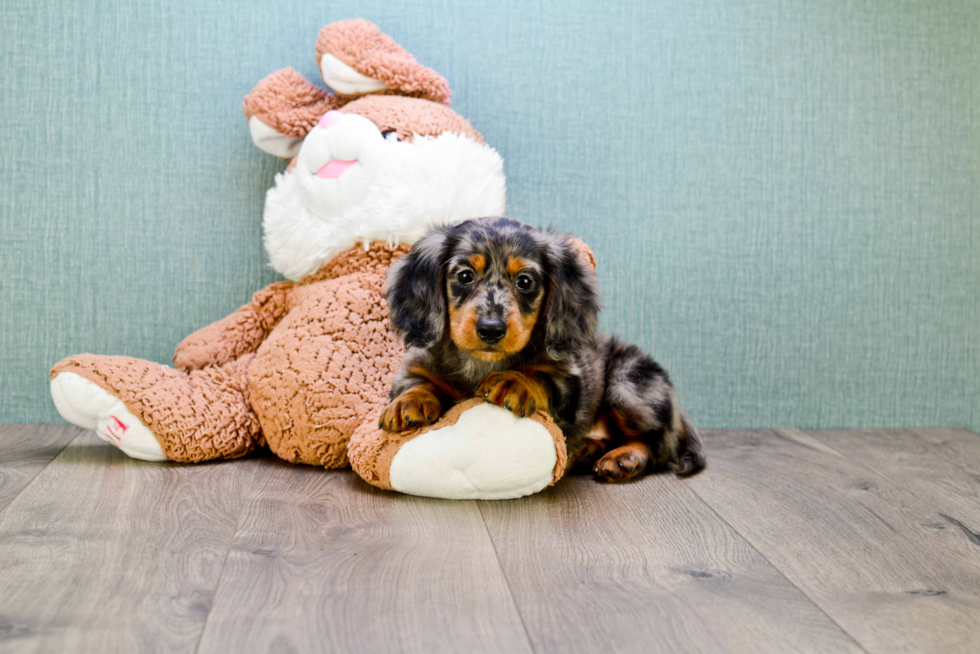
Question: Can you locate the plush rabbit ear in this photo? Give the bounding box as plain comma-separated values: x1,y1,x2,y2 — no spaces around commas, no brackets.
316,20,452,105
243,67,342,157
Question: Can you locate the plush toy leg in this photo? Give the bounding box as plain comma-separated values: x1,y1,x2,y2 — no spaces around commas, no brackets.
349,399,567,500
50,354,261,463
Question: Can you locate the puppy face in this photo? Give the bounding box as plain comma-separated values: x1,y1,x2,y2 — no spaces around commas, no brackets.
386,217,600,362
445,236,547,361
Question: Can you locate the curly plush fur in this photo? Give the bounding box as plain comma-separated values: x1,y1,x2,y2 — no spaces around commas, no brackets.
384,218,706,482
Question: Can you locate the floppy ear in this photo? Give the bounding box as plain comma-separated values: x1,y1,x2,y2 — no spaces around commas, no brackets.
543,235,601,360
316,20,452,105
385,227,452,348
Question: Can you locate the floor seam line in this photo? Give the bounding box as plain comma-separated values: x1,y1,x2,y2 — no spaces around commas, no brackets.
476,501,539,654
0,426,82,516
684,475,871,654
192,459,261,654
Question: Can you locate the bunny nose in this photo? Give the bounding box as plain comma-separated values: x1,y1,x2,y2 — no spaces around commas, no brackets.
318,110,345,130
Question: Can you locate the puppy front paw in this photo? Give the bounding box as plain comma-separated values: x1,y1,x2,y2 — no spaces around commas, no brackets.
477,371,546,419
380,388,442,432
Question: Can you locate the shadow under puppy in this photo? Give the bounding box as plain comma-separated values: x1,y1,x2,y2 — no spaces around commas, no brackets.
382,217,705,482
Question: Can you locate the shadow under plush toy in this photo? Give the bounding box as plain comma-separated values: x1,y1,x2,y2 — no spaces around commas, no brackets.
49,19,571,500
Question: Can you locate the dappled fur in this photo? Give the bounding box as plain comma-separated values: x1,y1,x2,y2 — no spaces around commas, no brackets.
384,218,705,480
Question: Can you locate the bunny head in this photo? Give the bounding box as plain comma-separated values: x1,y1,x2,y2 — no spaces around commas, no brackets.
244,20,505,281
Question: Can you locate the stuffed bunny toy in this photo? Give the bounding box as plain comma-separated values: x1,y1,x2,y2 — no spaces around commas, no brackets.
50,20,577,500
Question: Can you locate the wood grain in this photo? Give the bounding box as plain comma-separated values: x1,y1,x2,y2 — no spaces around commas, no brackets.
689,429,980,654
0,424,79,514
905,427,980,474
195,462,533,654
805,429,980,522
478,474,862,654
0,431,257,653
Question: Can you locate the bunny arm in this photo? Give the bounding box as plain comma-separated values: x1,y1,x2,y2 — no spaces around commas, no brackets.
173,281,294,371
243,68,351,158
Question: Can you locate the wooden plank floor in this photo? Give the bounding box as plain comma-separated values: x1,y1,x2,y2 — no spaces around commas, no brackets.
0,424,76,512
1,425,978,653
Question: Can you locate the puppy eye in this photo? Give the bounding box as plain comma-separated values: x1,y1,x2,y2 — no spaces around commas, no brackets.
381,130,400,142
456,269,474,284
516,274,535,291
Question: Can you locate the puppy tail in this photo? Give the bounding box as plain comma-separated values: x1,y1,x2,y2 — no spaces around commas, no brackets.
669,411,706,476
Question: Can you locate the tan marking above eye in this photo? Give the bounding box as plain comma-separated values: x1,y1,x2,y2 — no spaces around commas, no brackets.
506,257,529,276
468,254,486,274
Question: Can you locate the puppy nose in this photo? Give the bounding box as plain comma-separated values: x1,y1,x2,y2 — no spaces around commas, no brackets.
476,318,507,345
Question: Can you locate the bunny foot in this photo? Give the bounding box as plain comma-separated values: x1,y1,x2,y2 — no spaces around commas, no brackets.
50,372,166,461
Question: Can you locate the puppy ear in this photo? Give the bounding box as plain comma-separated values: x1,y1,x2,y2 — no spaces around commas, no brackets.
385,227,451,348
543,235,601,360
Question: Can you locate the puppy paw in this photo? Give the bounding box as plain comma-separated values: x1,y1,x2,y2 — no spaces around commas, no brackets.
569,437,610,473
477,371,545,418
568,420,612,472
594,443,652,482
380,388,442,432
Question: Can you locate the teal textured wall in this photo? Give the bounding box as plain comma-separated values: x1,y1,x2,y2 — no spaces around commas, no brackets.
1,0,977,428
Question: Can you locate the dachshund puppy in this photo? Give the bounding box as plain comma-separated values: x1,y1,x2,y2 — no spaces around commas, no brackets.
382,217,704,481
